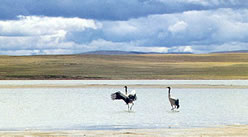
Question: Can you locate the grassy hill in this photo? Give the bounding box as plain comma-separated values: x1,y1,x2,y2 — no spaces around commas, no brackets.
1,53,248,80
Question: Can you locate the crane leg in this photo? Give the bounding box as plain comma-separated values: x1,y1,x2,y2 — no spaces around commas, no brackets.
130,103,134,110
171,104,174,110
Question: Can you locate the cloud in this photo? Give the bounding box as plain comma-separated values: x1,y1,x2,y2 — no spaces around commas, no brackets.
192,42,248,53
159,0,247,7
168,21,188,33
0,0,247,20
97,8,248,46
1,8,248,55
0,16,99,55
91,8,248,53
84,39,169,53
0,16,98,36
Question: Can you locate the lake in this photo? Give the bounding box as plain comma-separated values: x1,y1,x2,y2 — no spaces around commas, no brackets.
0,80,247,130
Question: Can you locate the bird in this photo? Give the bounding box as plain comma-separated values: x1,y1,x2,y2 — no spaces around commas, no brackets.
111,86,137,111
167,87,180,110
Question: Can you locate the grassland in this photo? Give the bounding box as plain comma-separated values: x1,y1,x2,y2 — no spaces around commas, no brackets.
1,53,248,80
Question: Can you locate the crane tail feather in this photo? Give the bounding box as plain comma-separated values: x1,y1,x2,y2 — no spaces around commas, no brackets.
175,99,180,109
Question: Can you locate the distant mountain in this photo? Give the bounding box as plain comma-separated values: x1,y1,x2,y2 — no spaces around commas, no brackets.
81,50,192,55
211,50,248,54
83,50,150,55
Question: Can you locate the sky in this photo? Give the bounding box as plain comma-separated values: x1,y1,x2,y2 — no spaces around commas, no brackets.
0,0,248,55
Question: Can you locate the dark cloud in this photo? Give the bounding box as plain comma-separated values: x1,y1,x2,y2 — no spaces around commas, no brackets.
0,0,247,20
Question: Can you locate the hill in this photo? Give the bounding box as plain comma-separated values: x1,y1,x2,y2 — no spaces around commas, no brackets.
82,50,192,55
211,50,248,54
83,50,152,55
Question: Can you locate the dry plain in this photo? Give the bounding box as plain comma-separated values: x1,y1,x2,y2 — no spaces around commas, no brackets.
1,53,248,80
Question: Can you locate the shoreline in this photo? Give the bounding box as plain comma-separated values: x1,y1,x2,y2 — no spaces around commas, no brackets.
0,125,247,137
0,84,248,88
0,79,248,88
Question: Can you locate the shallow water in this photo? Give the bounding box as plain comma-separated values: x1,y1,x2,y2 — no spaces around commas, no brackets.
0,80,247,130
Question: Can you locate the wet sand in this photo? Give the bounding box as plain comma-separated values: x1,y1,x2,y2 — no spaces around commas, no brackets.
0,125,247,137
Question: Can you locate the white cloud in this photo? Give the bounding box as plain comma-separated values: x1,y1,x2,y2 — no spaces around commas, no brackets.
0,50,40,56
0,16,100,55
82,39,169,53
1,8,248,55
0,16,99,36
104,21,138,35
168,46,193,53
168,21,188,33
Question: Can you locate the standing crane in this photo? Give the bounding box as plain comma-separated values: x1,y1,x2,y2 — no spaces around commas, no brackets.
167,87,180,110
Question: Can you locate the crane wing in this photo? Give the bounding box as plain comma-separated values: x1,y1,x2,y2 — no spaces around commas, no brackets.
111,91,128,101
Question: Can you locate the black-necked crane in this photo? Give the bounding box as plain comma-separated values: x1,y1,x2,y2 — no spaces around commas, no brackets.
111,86,137,111
167,87,180,110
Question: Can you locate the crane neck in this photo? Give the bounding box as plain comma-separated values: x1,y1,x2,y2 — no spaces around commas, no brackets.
125,86,127,95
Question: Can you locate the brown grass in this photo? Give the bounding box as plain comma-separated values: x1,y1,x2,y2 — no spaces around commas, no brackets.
0,53,248,79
